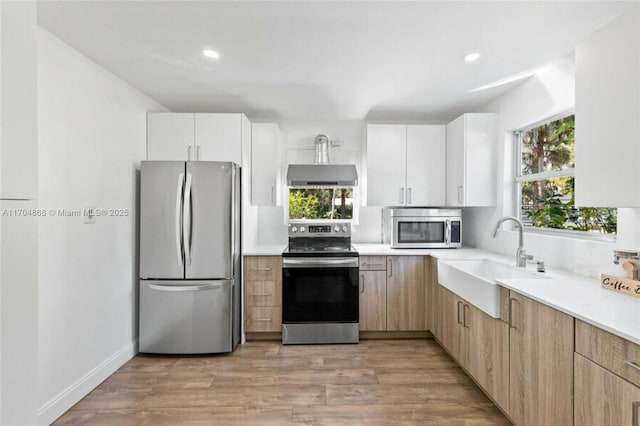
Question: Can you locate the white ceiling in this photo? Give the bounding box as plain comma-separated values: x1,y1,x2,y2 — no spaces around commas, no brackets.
37,1,630,121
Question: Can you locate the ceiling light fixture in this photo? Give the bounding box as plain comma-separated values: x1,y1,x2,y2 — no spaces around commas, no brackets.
202,49,220,60
464,52,481,63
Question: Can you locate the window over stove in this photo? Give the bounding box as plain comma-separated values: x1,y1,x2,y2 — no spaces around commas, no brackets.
288,187,354,220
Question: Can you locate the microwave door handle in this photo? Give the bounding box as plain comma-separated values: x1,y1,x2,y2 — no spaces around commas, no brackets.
445,219,450,245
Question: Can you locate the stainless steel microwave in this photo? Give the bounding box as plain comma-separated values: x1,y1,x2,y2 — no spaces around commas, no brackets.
382,208,462,248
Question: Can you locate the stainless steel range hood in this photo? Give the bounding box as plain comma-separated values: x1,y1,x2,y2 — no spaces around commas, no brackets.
286,164,358,186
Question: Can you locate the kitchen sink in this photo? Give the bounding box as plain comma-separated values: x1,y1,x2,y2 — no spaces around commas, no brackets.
437,259,548,318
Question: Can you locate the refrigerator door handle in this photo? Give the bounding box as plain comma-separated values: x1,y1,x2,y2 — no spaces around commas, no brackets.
230,166,236,281
148,283,223,292
183,173,193,265
175,173,185,267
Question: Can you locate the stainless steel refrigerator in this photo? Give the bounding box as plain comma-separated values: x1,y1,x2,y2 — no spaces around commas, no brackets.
139,161,241,354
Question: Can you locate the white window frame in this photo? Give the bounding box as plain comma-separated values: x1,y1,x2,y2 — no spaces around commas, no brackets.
514,113,616,241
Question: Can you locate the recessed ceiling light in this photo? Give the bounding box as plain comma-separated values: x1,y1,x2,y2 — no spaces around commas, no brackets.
202,49,220,60
464,52,481,63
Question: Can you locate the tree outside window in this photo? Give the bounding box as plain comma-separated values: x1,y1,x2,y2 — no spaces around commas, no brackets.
288,187,353,220
517,115,616,234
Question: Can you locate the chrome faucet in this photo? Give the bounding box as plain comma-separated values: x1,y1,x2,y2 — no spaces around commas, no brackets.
491,216,533,267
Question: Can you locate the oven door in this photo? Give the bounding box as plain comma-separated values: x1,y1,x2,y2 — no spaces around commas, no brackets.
282,257,359,323
392,217,451,248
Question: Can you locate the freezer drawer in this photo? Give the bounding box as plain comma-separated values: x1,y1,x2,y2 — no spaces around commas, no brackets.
139,280,233,354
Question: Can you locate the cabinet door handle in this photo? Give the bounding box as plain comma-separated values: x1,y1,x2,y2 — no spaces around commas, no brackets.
399,188,404,204
271,187,275,204
408,187,412,205
252,267,272,271
625,360,640,372
196,145,200,161
457,301,463,324
463,304,470,328
508,298,516,329
253,317,273,322
360,274,365,293
457,185,463,204
633,401,639,426
187,145,192,161
388,258,393,278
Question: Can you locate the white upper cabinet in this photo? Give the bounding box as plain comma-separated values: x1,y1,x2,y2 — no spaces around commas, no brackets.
406,125,446,206
147,113,245,164
366,124,407,206
575,8,640,207
251,123,282,206
445,113,497,207
147,113,194,161
366,124,446,207
194,113,242,163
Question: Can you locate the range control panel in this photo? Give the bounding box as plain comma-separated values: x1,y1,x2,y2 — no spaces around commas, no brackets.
288,222,351,237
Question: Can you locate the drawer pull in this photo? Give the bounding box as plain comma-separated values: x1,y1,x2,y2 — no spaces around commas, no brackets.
252,293,272,296
252,267,272,271
253,318,272,322
625,360,640,372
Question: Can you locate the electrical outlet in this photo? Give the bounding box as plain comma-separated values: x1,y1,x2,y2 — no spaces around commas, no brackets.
84,204,96,224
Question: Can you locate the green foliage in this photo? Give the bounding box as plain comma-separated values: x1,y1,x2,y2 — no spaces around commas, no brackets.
288,191,320,219
524,178,617,234
520,116,616,234
288,188,353,220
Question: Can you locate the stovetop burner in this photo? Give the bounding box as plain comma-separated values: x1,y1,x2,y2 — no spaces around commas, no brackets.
284,222,358,257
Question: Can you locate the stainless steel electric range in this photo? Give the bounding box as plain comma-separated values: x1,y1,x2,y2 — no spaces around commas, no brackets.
281,222,359,345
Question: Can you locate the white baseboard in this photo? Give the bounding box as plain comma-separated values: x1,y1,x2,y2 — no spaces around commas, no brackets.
37,340,137,426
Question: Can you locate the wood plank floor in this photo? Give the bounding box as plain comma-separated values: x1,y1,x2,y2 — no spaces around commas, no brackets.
54,339,511,425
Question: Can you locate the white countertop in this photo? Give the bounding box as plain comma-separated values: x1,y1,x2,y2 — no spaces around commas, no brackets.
356,244,640,345
244,242,639,344
243,244,286,256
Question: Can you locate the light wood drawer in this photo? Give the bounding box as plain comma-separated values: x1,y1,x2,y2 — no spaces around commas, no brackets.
245,281,281,307
576,319,640,387
244,256,281,282
245,306,282,332
359,255,387,271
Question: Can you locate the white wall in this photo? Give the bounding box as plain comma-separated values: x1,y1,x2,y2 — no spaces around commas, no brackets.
37,28,165,425
1,2,39,425
255,119,384,244
465,55,628,278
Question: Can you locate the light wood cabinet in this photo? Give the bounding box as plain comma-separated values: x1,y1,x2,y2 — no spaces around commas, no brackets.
358,255,427,332
466,302,509,410
251,123,282,206
575,8,640,207
147,112,246,163
437,286,466,363
366,124,446,207
445,113,497,207
359,271,387,331
386,256,425,331
436,285,508,411
575,319,640,388
508,291,574,426
244,256,282,333
575,353,640,426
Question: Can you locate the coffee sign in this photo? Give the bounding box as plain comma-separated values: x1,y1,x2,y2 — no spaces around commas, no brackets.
601,274,640,299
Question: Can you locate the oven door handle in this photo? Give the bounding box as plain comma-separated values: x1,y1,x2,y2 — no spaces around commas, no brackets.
282,257,359,268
